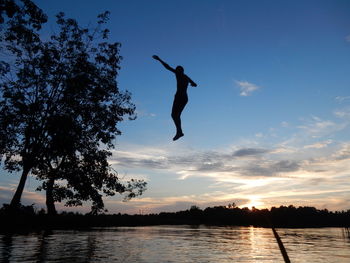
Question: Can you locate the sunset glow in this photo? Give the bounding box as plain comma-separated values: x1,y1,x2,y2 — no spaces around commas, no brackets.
241,196,264,210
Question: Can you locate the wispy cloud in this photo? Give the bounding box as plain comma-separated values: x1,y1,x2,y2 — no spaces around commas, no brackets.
232,148,269,157
304,140,332,149
235,80,261,96
135,110,156,118
334,107,350,119
281,121,289,128
332,142,350,161
297,115,347,137
335,96,350,103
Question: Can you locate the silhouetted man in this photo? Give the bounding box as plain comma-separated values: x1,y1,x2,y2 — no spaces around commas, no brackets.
152,55,197,141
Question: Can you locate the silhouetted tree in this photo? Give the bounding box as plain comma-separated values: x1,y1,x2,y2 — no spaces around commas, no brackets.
227,202,236,209
0,0,48,208
0,1,146,213
190,205,201,211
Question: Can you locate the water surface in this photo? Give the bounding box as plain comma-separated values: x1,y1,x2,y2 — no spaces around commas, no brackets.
1,226,349,262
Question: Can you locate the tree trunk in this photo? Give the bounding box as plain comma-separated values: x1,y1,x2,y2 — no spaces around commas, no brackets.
10,166,30,208
46,177,57,215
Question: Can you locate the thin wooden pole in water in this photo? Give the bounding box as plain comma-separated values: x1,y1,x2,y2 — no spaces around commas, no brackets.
272,227,291,263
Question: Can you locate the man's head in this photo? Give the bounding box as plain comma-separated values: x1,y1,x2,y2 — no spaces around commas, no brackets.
176,66,184,74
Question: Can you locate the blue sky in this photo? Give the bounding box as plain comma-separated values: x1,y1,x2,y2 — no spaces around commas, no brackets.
1,0,350,213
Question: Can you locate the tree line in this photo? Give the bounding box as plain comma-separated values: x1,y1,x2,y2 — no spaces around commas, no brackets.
1,204,349,229
0,0,146,215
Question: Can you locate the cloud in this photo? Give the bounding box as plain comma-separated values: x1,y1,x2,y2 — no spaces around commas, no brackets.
271,160,300,173
235,80,261,96
334,107,350,119
335,96,350,103
304,140,332,149
235,159,301,178
195,161,227,172
112,146,273,176
297,115,347,137
112,149,168,169
281,121,289,128
232,148,269,157
112,145,306,179
135,110,156,118
332,142,350,161
116,156,167,169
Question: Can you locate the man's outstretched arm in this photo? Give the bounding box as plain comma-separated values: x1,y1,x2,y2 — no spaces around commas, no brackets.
188,76,197,87
152,55,175,73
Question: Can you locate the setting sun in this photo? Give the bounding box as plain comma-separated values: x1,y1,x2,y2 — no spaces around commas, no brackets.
243,196,264,209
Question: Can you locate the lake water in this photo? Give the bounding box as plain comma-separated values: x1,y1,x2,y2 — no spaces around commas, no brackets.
1,225,349,262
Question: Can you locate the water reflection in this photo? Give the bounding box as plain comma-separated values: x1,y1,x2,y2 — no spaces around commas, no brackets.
0,226,349,262
34,230,51,262
1,234,12,263
343,227,350,242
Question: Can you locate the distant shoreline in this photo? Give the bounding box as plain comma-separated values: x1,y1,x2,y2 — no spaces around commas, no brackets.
1,205,349,232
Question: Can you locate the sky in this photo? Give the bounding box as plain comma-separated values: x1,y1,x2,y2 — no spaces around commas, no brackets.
1,0,350,214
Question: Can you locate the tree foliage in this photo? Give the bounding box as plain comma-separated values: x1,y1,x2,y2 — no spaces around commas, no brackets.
0,0,146,214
